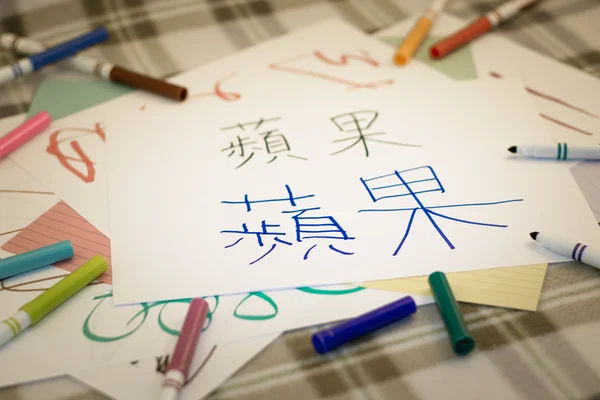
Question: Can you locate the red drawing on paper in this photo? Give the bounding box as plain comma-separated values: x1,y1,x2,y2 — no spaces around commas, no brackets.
269,50,394,90
190,73,241,102
140,105,146,111
46,123,106,183
490,71,597,136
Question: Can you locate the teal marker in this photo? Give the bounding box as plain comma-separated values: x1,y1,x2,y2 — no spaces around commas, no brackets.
0,241,74,280
428,271,475,355
508,143,600,160
0,255,107,347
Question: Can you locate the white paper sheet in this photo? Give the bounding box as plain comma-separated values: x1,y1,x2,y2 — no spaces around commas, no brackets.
0,116,59,247
8,18,446,237
106,79,600,304
376,14,600,145
0,123,432,388
1,114,433,388
0,259,431,388
74,333,280,400
72,285,434,400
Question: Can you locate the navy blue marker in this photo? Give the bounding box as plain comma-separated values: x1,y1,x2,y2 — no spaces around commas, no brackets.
312,296,416,354
0,27,109,86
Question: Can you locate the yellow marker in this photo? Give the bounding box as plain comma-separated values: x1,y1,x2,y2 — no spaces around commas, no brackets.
393,0,450,66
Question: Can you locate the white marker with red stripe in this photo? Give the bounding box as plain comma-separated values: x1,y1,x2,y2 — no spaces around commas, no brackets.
530,231,600,270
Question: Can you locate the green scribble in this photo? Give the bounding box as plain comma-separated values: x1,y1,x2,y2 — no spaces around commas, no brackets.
83,291,150,342
83,292,220,342
157,298,192,336
296,286,365,295
233,292,279,320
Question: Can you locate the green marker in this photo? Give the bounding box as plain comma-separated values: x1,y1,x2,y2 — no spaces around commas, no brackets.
0,255,107,347
428,271,475,355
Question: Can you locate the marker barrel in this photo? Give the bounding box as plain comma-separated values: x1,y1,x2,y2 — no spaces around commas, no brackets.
167,298,209,376
0,255,106,348
429,16,491,59
517,144,600,160
394,17,433,66
0,33,187,101
29,27,109,70
110,66,188,101
0,240,73,280
20,255,107,325
428,271,475,355
0,111,52,159
535,233,600,270
491,0,539,24
0,310,31,347
312,296,416,354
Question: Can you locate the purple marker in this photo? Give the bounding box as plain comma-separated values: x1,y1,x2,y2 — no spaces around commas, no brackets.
312,296,416,354
160,298,209,400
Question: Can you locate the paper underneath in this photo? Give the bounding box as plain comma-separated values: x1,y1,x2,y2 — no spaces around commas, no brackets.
361,264,547,311
73,333,279,400
376,14,600,145
2,201,112,283
571,162,600,223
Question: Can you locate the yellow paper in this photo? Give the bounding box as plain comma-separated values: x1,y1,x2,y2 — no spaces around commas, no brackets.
361,264,547,311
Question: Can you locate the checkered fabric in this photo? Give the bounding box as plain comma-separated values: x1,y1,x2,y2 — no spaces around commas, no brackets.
1,1,600,399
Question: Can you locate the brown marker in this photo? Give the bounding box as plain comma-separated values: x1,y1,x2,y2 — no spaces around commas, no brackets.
110,66,187,101
0,33,188,102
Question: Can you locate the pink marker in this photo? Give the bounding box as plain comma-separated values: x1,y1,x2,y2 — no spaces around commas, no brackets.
160,298,210,400
0,111,51,158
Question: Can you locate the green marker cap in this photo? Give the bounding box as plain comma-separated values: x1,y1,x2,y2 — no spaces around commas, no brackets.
428,271,475,355
20,255,107,325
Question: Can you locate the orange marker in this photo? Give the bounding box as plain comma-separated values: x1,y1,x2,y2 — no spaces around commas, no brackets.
430,0,540,60
393,0,450,66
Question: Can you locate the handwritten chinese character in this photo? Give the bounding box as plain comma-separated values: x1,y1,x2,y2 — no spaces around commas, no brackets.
221,185,354,263
329,111,421,157
358,166,523,255
269,50,394,90
220,117,306,168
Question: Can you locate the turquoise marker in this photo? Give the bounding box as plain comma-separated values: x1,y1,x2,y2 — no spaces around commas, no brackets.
0,241,74,280
0,255,107,347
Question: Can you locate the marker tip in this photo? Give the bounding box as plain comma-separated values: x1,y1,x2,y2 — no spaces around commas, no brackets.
529,231,539,240
508,146,517,153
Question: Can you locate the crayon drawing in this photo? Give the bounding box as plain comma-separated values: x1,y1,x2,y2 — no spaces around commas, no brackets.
46,123,106,183
269,50,394,90
490,71,597,136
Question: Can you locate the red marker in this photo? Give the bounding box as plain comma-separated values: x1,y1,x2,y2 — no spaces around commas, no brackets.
429,0,540,60
160,298,209,400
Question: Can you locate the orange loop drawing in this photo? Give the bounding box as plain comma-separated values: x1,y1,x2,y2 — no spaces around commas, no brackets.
46,123,106,183
191,73,241,102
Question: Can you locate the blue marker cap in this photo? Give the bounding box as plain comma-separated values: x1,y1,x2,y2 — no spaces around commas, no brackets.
29,27,109,70
312,296,416,354
0,241,74,280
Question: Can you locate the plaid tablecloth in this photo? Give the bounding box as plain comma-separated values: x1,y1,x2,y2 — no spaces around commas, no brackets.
2,1,600,399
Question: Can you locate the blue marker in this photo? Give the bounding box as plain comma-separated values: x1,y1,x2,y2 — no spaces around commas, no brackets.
0,241,74,280
312,296,416,354
0,27,109,86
